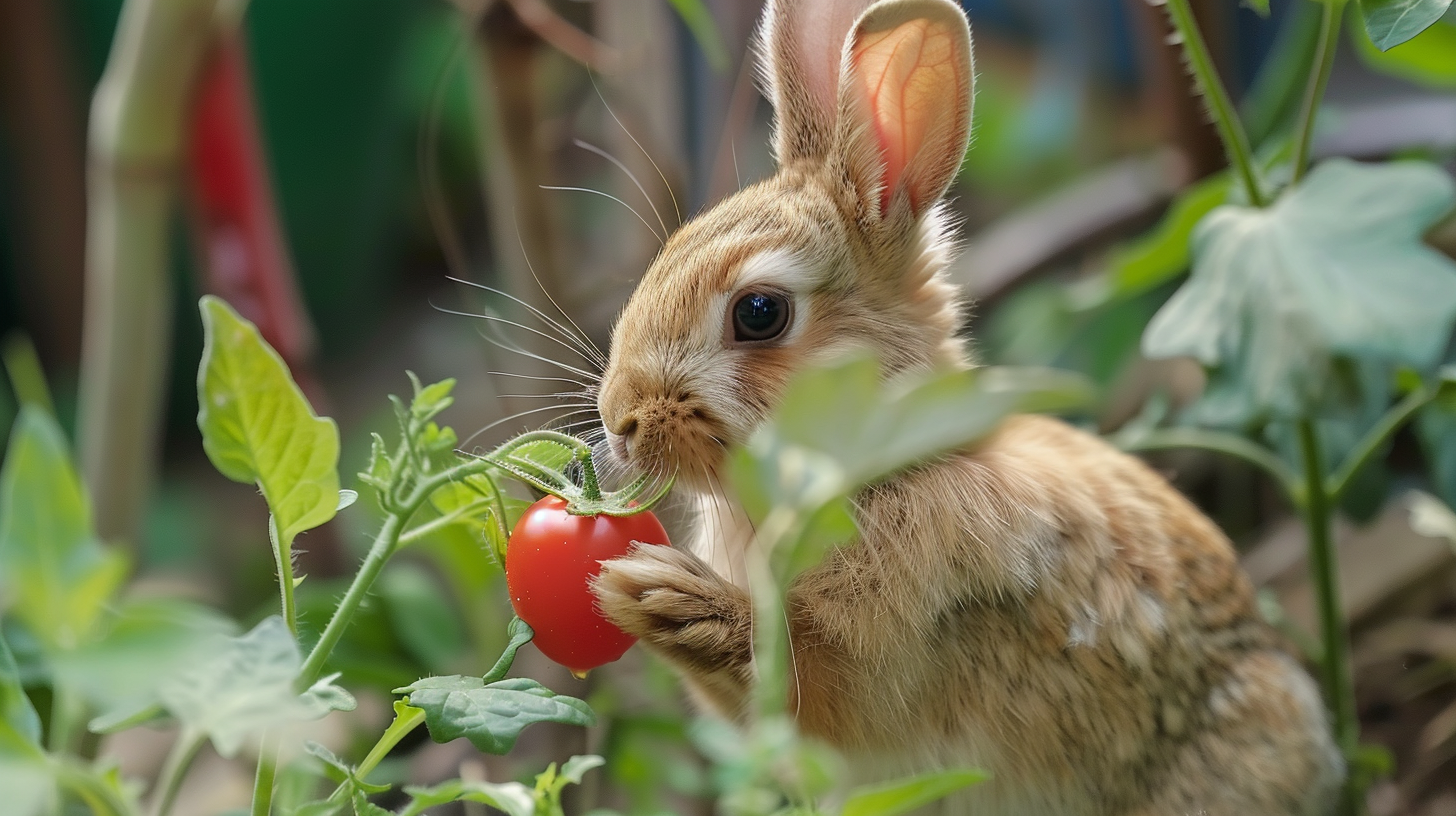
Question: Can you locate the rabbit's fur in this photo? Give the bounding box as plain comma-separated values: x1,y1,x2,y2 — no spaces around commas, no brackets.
591,0,1343,812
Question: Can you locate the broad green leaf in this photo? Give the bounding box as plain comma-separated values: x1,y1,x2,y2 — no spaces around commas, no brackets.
398,778,535,816
0,719,51,816
1143,159,1456,426
197,296,340,546
840,769,988,816
57,596,233,717
733,358,1093,513
396,675,595,755
158,617,356,757
0,407,127,651
0,635,40,745
1355,14,1456,86
1358,0,1454,49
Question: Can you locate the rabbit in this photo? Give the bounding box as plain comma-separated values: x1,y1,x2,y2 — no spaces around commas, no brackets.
589,0,1344,813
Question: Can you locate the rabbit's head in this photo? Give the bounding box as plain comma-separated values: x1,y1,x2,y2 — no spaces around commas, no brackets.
598,0,975,488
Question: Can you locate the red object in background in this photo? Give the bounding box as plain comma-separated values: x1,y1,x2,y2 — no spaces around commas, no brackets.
188,31,315,370
505,496,672,675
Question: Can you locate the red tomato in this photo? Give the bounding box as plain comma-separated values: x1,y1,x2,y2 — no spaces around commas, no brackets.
505,495,670,674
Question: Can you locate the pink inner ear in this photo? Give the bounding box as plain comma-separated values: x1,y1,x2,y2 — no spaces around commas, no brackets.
852,18,961,213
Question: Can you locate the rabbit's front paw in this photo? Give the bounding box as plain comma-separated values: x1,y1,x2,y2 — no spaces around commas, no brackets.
594,543,753,678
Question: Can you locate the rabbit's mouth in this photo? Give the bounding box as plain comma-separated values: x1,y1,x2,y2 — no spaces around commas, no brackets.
598,402,734,492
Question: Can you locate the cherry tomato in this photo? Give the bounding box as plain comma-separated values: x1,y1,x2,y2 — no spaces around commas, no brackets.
505,495,670,674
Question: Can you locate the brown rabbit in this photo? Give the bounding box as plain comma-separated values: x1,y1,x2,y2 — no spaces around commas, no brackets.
590,0,1343,812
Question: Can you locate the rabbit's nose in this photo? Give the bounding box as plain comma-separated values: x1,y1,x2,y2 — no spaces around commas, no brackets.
606,415,638,461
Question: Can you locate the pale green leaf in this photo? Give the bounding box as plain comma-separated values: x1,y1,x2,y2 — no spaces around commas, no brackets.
0,636,40,746
398,778,535,816
1143,159,1456,425
1358,0,1454,49
396,675,595,755
0,719,51,816
840,769,987,816
158,617,356,757
559,754,605,785
0,407,128,651
197,296,340,546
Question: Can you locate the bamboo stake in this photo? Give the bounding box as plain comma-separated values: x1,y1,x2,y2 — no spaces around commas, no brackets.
78,0,220,543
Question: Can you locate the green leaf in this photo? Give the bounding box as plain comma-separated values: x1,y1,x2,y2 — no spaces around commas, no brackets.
0,718,51,816
1354,13,1456,86
1143,159,1456,426
398,778,535,816
666,0,730,72
0,635,40,746
409,374,456,422
840,769,987,816
1358,0,1454,49
197,295,340,546
1092,173,1229,306
396,675,595,755
158,616,356,757
559,754,605,785
0,407,128,651
380,564,465,673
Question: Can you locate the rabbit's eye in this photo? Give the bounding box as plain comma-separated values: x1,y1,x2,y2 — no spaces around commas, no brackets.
730,290,791,343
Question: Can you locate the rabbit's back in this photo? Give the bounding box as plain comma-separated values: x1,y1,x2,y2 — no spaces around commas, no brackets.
782,415,1343,814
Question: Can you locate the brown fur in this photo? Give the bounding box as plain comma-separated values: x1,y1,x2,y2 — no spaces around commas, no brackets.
592,1,1342,813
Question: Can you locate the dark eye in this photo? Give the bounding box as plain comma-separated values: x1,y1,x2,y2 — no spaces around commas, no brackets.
731,290,791,343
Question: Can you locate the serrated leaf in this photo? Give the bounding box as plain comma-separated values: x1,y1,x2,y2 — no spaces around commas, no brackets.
1358,0,1454,49
840,769,987,816
411,376,457,422
397,675,594,755
0,407,128,651
399,778,535,816
0,636,40,745
197,296,340,546
159,617,356,757
1143,159,1456,426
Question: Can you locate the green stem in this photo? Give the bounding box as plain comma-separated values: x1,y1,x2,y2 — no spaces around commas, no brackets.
1291,0,1345,183
294,510,407,692
355,706,426,783
396,500,497,547
268,517,298,637
1327,384,1435,503
1118,427,1304,508
1296,420,1361,814
577,447,602,502
1162,0,1266,207
250,733,278,816
148,728,205,816
47,684,83,755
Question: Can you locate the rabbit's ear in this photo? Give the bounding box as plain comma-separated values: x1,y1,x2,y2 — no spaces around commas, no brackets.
835,0,973,219
760,0,876,164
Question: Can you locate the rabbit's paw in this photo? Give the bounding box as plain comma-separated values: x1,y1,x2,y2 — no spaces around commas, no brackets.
594,543,753,676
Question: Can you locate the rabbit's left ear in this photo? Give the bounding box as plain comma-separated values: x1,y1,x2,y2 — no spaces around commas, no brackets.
834,0,974,220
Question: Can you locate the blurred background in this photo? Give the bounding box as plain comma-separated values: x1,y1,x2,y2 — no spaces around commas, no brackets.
2,0,1455,813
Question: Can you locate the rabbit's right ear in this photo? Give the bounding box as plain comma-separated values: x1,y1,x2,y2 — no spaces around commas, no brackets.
760,0,877,164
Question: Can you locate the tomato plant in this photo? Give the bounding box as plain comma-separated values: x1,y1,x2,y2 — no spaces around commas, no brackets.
507,495,670,674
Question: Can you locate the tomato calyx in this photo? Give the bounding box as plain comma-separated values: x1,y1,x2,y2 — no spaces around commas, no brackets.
477,430,671,517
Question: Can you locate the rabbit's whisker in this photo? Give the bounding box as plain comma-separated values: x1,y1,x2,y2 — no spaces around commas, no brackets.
573,138,669,241
470,325,600,380
540,185,663,244
461,403,599,448
590,71,681,227
433,304,601,368
484,370,598,389
447,276,606,368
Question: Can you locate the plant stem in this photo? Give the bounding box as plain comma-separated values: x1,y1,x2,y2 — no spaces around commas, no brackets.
47,684,82,755
294,510,406,692
1118,427,1304,508
268,517,298,637
1291,0,1345,183
577,447,602,502
250,732,278,816
355,706,426,783
149,728,205,816
1161,0,1266,207
1296,420,1361,813
1327,384,1436,503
